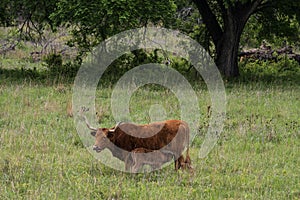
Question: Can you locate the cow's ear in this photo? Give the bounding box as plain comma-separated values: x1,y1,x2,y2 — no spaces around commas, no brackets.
91,131,96,137
101,128,113,138
107,129,115,138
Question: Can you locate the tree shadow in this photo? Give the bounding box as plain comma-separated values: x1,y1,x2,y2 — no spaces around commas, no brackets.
1,66,299,88
0,67,75,85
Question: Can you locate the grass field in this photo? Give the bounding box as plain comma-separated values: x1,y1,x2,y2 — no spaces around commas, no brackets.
0,70,299,199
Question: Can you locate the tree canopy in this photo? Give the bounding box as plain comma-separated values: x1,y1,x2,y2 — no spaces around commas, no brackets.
0,0,299,78
51,0,176,56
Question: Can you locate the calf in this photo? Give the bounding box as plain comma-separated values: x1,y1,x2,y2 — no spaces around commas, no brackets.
125,148,175,173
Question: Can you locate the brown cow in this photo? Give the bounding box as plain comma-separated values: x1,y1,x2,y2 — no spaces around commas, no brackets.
84,117,191,171
125,148,175,173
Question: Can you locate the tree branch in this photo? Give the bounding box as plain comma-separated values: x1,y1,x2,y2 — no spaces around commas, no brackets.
192,0,223,45
248,0,267,16
217,0,226,13
233,0,266,23
254,0,272,14
216,0,227,18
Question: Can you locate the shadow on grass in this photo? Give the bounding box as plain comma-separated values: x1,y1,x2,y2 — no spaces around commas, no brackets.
0,67,76,85
231,69,300,87
1,66,299,88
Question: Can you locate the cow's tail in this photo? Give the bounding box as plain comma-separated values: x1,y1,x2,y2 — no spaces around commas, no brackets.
185,147,192,168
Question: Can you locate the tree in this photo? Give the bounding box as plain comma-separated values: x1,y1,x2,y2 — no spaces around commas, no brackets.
0,0,57,40
51,0,177,60
1,0,299,78
191,0,300,77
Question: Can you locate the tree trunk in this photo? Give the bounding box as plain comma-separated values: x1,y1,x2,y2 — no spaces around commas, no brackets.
215,20,244,78
192,0,263,78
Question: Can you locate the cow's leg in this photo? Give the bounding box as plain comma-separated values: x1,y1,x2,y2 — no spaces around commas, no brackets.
184,148,192,169
175,160,179,170
184,153,192,170
175,155,185,170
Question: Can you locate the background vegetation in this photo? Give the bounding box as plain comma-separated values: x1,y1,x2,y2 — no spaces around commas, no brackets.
1,0,300,78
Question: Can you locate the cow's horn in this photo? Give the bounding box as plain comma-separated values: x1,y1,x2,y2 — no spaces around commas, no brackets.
108,122,122,132
83,116,98,131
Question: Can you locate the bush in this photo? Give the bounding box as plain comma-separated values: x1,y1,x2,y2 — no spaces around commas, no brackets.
239,57,300,82
43,53,80,78
43,53,63,73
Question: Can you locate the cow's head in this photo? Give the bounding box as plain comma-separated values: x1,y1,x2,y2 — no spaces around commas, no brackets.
90,127,115,152
83,116,120,152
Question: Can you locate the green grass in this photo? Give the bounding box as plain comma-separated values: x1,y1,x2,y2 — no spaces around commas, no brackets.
0,78,299,199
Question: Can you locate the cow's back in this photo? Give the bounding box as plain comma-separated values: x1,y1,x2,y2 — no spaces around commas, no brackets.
111,120,189,156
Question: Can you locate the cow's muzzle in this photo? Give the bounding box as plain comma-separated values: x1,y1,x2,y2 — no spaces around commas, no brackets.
92,145,102,152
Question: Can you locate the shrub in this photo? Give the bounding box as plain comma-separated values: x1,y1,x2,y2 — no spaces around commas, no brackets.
43,53,63,73
43,53,79,79
239,57,300,82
